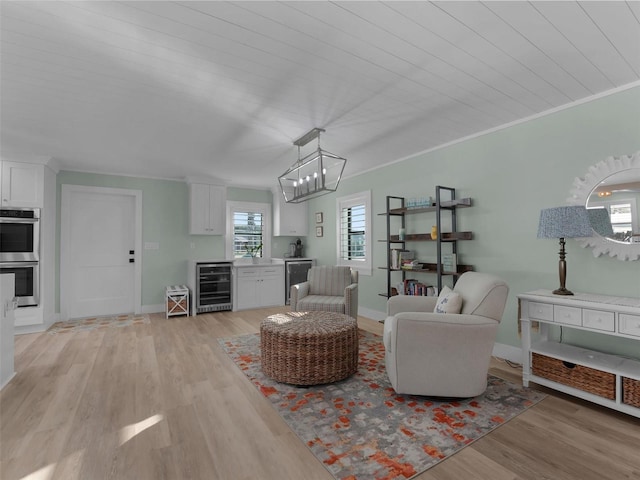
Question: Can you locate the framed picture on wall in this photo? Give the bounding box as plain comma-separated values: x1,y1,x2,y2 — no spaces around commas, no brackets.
316,212,323,223
316,226,323,237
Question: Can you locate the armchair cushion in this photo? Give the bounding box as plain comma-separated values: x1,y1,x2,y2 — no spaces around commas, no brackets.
433,286,462,314
308,266,353,296
291,266,359,319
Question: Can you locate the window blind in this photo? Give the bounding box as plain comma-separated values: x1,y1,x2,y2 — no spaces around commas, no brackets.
233,211,263,258
339,204,366,261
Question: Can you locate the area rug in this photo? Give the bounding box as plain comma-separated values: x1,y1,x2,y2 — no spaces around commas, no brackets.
47,313,150,334
218,331,545,480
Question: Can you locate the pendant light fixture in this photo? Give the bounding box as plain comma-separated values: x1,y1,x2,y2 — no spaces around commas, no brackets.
278,128,346,203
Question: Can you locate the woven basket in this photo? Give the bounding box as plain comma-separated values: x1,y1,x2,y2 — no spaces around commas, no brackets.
260,311,359,386
622,377,640,408
531,353,615,400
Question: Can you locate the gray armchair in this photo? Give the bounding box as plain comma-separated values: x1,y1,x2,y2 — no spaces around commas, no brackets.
290,266,359,319
383,271,509,398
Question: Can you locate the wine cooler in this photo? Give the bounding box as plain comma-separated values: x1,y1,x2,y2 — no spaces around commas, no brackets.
191,262,233,314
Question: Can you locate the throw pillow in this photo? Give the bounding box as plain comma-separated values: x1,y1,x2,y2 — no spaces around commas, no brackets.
434,285,462,314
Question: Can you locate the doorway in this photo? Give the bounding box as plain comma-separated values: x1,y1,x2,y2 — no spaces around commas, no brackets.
61,185,142,319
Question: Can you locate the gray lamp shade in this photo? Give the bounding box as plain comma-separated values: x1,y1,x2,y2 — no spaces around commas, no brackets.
587,208,614,237
537,206,593,239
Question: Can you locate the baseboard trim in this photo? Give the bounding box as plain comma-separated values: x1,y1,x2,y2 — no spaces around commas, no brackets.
359,307,386,322
0,372,16,390
492,343,523,364
141,304,164,314
15,324,48,335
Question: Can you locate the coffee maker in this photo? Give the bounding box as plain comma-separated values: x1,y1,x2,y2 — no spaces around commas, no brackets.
294,238,303,257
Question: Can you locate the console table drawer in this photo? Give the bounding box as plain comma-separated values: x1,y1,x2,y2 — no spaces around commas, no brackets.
620,314,640,337
528,302,553,321
582,309,614,332
554,305,581,326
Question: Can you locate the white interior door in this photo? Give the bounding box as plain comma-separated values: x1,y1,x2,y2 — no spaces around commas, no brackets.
61,186,142,319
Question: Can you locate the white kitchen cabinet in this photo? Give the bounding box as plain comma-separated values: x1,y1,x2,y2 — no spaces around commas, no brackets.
234,264,285,311
272,187,308,236
189,183,226,235
1,161,44,208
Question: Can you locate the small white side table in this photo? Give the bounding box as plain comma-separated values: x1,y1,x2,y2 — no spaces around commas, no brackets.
166,285,189,318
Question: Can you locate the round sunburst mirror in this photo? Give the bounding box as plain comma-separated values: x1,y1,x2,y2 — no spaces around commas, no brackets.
567,151,640,261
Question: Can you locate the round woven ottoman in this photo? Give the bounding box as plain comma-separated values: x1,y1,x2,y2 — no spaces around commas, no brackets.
260,311,359,386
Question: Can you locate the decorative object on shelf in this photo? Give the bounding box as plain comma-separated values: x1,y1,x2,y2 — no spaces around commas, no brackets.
278,127,347,203
406,196,432,209
390,249,400,270
398,227,405,241
316,226,323,237
442,253,457,272
430,225,438,240
537,206,592,296
567,150,640,261
244,241,263,259
315,212,323,223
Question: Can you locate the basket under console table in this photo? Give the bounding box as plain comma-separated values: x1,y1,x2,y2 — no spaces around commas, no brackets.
518,290,640,418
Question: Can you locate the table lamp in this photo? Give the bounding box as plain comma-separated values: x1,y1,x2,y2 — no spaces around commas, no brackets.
537,206,592,295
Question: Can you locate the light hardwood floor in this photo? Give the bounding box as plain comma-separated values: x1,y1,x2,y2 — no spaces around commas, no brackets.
1,308,639,480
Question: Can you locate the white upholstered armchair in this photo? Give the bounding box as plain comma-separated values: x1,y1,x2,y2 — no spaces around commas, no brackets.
290,266,359,319
383,271,509,398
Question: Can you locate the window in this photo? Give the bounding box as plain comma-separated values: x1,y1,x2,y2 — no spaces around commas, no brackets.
226,201,271,259
590,197,638,242
336,190,372,275
609,203,632,234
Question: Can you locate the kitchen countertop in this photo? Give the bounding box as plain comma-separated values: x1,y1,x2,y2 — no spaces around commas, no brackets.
233,258,285,267
274,257,316,262
191,258,314,267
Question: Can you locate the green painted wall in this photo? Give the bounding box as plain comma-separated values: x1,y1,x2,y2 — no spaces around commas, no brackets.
55,87,639,359
55,174,305,309
304,86,640,358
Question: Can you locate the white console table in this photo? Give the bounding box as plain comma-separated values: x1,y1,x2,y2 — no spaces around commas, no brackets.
518,290,640,418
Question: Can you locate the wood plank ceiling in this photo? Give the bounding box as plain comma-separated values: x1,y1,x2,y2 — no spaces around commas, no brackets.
2,1,639,188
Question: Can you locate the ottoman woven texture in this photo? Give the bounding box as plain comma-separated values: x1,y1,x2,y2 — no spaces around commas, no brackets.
260,311,359,386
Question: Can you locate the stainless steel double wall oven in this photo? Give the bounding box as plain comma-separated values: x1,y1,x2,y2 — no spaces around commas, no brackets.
0,208,40,307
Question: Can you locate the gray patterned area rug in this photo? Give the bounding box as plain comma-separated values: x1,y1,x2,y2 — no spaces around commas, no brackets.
219,330,545,480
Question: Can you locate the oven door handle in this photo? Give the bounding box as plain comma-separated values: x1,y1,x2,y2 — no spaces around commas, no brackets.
0,218,39,224
0,261,39,267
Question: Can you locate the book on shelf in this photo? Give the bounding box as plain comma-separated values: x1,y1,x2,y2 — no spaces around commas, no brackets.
403,278,433,296
401,259,421,270
391,249,400,270
398,250,414,263
442,253,457,272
